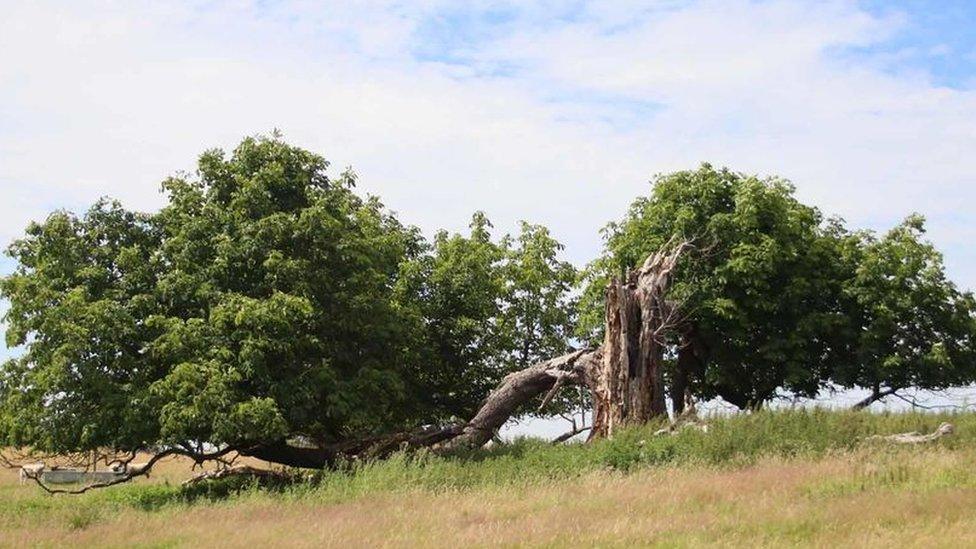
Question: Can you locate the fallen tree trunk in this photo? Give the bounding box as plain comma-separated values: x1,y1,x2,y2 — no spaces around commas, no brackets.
242,349,605,465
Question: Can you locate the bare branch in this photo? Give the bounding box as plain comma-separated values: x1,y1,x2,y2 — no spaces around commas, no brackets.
27,445,239,495
552,426,591,444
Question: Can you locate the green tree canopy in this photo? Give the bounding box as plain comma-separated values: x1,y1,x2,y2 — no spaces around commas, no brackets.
4,138,975,473
399,215,578,421
583,164,976,409
582,164,859,408
0,135,578,459
838,215,976,406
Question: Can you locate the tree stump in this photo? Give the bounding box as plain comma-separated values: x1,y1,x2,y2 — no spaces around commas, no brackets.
589,244,686,438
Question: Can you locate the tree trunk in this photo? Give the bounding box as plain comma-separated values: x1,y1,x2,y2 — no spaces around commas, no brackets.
673,327,707,415
589,243,687,439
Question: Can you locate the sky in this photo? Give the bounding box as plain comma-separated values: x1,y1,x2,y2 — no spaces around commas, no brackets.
2,1,976,373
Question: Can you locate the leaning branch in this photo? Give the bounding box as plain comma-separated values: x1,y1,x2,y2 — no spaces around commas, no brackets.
552,425,591,444
442,349,602,450
852,386,900,410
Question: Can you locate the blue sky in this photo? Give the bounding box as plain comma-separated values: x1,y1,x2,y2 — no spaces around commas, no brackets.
2,0,976,367
855,0,976,87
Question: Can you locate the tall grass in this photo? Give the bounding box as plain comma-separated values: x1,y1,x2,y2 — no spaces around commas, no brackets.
2,408,972,525
308,408,974,497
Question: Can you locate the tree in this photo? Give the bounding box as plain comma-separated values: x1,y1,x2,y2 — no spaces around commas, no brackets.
398,216,579,423
2,137,437,464
498,222,579,417
581,164,854,410
397,212,508,421
0,135,583,481
840,215,976,408
5,139,975,489
0,200,160,454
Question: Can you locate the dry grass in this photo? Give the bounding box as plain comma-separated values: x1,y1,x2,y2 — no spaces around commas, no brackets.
3,446,976,548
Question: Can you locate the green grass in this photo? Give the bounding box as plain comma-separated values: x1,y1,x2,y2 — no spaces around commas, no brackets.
3,408,973,529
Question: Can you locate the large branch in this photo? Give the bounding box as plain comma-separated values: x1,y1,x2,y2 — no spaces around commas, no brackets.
442,349,602,450
241,425,463,468
852,386,899,410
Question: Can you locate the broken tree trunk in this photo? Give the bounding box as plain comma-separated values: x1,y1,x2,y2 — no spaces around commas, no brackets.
444,241,689,448
589,243,687,439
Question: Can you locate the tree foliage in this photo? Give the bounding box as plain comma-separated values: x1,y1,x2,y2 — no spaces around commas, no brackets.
0,135,577,457
583,164,976,408
2,138,975,471
838,215,976,403
401,214,578,420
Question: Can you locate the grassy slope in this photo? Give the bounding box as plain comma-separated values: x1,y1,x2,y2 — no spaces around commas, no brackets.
3,410,976,547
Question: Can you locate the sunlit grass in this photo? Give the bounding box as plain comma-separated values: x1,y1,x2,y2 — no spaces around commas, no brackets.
3,409,975,547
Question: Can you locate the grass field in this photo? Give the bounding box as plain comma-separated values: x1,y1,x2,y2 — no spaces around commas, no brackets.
3,410,976,547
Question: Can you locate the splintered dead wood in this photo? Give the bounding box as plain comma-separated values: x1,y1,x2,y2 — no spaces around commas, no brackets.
590,242,688,439
865,423,955,444
446,240,691,449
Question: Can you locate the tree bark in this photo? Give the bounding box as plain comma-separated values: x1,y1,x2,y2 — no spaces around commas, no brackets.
444,349,602,450
589,243,687,439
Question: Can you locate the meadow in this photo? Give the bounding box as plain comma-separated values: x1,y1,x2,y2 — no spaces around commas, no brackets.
2,409,975,548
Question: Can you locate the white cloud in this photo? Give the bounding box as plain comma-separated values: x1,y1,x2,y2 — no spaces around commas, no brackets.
0,0,974,291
